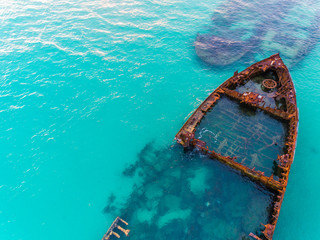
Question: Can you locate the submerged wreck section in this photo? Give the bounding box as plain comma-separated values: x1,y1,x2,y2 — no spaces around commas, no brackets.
104,144,276,240
175,54,298,239
102,217,130,240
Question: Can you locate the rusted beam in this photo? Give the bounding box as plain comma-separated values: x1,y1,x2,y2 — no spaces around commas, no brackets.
102,217,130,240
223,88,293,120
249,233,263,240
192,139,284,191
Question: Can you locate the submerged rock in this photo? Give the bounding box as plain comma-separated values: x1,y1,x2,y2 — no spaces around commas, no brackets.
188,166,210,195
195,0,320,67
135,207,157,224
195,34,251,66
157,208,191,228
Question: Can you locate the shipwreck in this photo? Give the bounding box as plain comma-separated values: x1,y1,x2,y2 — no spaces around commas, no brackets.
175,53,298,239
101,54,298,240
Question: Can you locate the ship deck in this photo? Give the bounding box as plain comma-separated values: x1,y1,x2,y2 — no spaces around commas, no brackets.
195,96,288,178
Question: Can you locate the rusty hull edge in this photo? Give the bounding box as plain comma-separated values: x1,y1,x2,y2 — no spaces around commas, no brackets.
102,217,130,240
175,53,298,240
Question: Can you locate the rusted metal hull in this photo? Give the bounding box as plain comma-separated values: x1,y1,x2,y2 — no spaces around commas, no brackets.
102,217,130,240
175,54,298,239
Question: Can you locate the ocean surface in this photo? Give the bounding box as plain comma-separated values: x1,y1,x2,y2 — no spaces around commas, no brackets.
0,0,320,239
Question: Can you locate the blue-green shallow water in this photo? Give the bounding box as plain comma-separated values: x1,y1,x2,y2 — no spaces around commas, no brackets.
106,145,274,240
0,0,320,239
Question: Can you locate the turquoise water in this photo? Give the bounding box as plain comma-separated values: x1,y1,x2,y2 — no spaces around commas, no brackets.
0,0,320,239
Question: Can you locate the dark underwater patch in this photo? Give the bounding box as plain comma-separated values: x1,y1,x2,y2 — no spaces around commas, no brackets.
104,142,276,239
195,0,320,67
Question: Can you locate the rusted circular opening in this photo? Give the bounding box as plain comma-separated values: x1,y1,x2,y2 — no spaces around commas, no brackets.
262,79,277,89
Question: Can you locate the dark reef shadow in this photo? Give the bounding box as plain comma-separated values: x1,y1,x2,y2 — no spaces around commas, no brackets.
103,141,276,240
